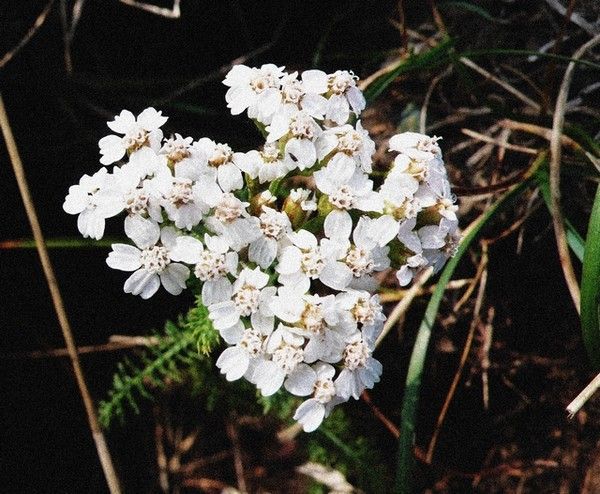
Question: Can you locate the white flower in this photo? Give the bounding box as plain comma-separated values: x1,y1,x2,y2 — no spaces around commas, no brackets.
160,133,193,163
289,188,317,211
287,362,342,432
169,233,238,306
321,216,390,292
223,64,286,124
277,71,328,120
315,168,382,220
192,138,244,192
208,267,276,341
106,223,190,299
154,162,210,231
270,286,349,364
334,331,382,400
253,324,306,396
236,142,292,184
200,177,261,250
266,110,322,171
419,218,461,273
276,229,352,291
325,70,366,125
389,131,442,158
98,108,167,165
316,121,374,173
63,167,122,240
216,326,267,381
248,207,292,269
335,290,385,334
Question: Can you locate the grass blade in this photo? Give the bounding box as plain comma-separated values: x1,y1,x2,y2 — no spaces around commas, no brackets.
0,237,120,249
536,170,585,262
363,37,453,104
581,185,600,368
394,160,541,492
439,1,510,25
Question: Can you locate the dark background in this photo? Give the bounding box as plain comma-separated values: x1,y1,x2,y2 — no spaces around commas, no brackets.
0,1,594,492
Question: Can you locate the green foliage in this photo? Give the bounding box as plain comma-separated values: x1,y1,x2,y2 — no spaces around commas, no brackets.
581,184,600,368
307,408,389,493
98,298,219,428
363,37,454,104
536,169,585,262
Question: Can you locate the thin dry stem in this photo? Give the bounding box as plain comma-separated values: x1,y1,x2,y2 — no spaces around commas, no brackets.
426,243,489,464
459,57,542,112
361,390,400,438
499,119,583,153
375,267,434,348
461,128,538,155
549,34,600,313
119,0,181,18
0,0,55,69
0,94,122,494
226,419,248,493
379,278,472,303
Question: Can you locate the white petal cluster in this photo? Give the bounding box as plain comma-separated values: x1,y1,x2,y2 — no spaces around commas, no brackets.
63,64,459,433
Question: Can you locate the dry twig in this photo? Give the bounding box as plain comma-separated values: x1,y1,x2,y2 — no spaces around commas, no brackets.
425,243,489,463
119,0,181,18
0,94,122,493
0,0,55,70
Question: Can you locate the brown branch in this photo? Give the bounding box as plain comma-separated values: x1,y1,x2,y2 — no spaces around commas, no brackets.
0,0,55,70
0,94,122,493
361,390,400,438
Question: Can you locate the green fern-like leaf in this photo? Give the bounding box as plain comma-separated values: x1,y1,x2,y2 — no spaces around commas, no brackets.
98,297,219,428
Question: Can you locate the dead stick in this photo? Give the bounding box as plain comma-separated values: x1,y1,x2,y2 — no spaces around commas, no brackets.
0,94,122,494
425,243,489,463
549,34,600,313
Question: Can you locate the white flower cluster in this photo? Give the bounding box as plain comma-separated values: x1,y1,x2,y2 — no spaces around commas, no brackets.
63,64,459,432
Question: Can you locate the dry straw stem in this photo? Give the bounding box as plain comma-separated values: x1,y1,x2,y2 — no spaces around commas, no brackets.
375,267,434,348
550,33,600,314
567,372,600,418
0,94,122,494
119,0,181,18
461,128,538,155
458,57,542,112
0,334,158,359
0,0,55,70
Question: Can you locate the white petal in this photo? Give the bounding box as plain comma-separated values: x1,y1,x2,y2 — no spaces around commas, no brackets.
324,210,352,240
124,269,160,299
301,70,329,93
216,346,249,381
124,215,160,249
284,364,316,396
319,261,352,291
160,263,189,295
276,246,302,274
248,236,278,269
106,244,141,271
137,107,168,131
294,399,326,432
254,361,285,396
209,301,240,330
170,236,203,263
106,110,135,134
218,321,243,345
250,312,274,335
286,138,316,170
201,278,233,306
